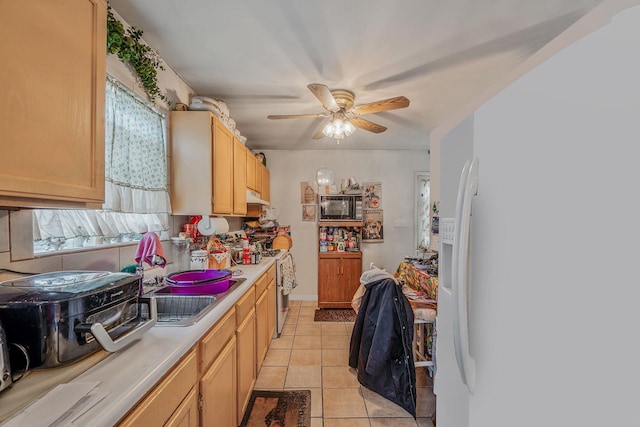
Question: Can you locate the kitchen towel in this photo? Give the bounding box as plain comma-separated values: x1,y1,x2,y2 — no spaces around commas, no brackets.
134,232,166,268
280,252,297,295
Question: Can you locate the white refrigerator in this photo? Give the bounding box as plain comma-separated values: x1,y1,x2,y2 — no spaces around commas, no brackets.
434,3,640,426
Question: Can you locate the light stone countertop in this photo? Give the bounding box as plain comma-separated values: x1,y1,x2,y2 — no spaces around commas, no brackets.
0,258,275,427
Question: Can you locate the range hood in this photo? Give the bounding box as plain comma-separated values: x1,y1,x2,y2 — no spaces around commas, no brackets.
246,189,269,205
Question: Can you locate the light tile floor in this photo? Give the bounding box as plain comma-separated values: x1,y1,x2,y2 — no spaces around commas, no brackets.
254,300,436,427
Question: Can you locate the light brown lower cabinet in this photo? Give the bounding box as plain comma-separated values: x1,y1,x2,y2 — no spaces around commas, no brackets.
165,388,199,427
236,303,256,423
199,307,237,427
266,266,277,340
200,336,237,427
267,277,277,339
255,287,269,369
118,277,269,427
118,348,198,426
256,268,277,372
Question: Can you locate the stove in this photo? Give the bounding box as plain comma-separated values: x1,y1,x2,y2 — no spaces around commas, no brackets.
226,230,292,337
261,248,282,258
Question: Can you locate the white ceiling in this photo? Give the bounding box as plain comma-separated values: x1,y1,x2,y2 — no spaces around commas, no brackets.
108,0,602,151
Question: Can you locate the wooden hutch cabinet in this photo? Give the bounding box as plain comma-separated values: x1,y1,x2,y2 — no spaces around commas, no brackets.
317,222,362,308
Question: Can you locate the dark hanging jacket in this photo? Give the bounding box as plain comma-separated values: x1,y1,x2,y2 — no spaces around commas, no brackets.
349,270,416,417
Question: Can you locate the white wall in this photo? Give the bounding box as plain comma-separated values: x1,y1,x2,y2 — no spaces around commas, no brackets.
261,149,429,300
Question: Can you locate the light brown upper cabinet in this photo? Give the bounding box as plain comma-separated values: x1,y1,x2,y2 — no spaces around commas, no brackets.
259,163,270,203
246,150,270,203
171,111,247,216
0,0,107,209
233,139,248,216
246,152,258,191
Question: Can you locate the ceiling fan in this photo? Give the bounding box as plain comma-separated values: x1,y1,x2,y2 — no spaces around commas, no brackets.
267,84,410,141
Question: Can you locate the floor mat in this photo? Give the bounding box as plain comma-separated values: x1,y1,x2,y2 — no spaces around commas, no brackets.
239,389,311,427
314,308,357,322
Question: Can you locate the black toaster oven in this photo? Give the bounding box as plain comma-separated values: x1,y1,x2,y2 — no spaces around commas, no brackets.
0,271,156,369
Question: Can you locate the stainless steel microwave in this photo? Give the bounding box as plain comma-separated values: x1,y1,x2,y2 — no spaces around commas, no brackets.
318,194,363,221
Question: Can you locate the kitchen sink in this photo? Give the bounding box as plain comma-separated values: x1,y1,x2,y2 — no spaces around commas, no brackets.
149,277,246,326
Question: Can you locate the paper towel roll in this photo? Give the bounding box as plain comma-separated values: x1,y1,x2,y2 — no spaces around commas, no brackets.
196,216,229,236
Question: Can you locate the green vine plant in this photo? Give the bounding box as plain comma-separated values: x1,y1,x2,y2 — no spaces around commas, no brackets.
106,6,170,106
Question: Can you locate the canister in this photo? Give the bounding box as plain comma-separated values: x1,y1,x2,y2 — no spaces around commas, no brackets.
190,250,208,270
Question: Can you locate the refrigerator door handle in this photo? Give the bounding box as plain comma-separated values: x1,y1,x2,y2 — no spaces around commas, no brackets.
452,157,478,394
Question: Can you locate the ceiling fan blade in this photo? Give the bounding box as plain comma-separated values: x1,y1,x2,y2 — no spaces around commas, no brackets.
267,113,327,119
349,117,387,133
352,96,410,115
307,84,340,112
312,119,330,140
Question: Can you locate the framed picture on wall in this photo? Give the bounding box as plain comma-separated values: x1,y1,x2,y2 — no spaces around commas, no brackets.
300,182,317,204
363,182,382,209
362,209,384,242
302,204,316,221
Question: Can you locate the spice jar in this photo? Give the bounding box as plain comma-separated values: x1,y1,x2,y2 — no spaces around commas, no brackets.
242,247,251,265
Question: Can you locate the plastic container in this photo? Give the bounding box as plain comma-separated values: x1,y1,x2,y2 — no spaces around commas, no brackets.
165,269,232,294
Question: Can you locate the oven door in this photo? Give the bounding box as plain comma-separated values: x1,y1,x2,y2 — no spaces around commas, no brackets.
275,257,289,337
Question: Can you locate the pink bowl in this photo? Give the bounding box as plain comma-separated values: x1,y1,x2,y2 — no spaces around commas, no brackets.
165,269,232,294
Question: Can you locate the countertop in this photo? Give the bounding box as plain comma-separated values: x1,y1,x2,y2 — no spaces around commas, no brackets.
0,258,276,426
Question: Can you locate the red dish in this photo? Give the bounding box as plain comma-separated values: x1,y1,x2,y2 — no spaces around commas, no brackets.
165,269,232,294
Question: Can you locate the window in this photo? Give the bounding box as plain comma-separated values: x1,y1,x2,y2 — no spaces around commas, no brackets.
33,76,171,254
415,172,430,250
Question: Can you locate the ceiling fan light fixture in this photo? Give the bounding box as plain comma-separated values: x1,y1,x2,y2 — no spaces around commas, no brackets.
322,115,356,140
344,120,356,136
268,83,408,141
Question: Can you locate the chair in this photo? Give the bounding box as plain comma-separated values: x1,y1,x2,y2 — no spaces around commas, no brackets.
411,305,436,375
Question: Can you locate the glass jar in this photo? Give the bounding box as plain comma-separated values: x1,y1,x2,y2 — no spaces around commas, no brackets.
171,238,191,272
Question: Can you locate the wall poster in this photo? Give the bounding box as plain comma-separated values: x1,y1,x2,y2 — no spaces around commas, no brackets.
362,209,384,242
363,182,382,209
300,182,317,204
302,204,316,221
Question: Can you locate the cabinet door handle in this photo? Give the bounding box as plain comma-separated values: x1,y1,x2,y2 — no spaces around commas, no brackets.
341,266,344,275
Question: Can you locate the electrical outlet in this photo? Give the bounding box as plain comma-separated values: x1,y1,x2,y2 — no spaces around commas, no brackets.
394,219,408,228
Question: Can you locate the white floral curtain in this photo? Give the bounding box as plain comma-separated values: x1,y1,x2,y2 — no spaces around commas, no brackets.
33,210,168,240
33,77,172,253
417,173,430,249
104,76,171,213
